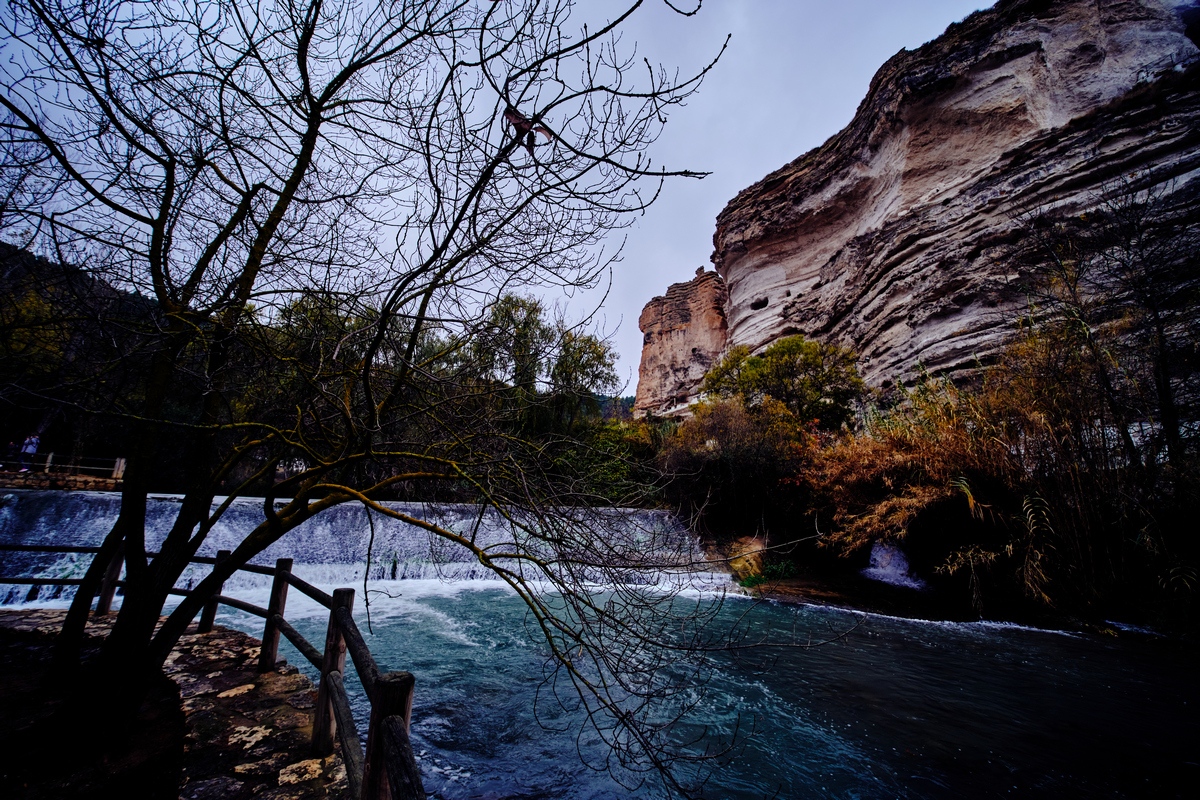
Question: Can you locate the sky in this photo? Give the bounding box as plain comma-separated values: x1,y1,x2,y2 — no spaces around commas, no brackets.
567,0,991,393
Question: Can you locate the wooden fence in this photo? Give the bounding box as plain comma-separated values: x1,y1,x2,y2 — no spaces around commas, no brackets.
0,544,425,800
0,454,126,479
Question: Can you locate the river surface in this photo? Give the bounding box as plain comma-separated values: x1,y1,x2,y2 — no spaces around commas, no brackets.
1,490,1195,798
203,579,1195,800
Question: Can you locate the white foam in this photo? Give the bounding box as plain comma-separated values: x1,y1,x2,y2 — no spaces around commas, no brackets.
860,542,928,590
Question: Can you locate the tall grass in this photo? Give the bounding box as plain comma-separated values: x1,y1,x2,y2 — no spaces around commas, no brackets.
808,320,1197,618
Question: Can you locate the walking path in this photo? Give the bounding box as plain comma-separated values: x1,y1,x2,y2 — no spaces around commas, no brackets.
0,609,348,800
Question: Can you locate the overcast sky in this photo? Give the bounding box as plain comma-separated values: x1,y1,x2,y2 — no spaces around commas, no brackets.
570,0,990,393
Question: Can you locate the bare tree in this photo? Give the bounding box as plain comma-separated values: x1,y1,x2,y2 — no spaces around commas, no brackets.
1012,177,1200,469
0,0,776,793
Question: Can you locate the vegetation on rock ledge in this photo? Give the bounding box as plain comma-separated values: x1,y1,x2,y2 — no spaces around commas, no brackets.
659,184,1200,629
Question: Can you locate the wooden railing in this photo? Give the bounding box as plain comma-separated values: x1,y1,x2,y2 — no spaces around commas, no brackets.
0,454,126,479
0,544,425,800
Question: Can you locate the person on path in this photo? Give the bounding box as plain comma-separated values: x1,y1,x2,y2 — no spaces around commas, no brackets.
19,433,39,472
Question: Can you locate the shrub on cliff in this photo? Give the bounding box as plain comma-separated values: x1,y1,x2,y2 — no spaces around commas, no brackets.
658,335,863,546
802,182,1200,623
808,322,1199,622
808,372,1049,614
1011,179,1200,470
702,335,865,431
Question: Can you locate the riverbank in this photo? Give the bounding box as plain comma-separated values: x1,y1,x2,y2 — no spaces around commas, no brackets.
741,572,964,618
724,565,1197,641
709,533,1196,637
0,609,346,800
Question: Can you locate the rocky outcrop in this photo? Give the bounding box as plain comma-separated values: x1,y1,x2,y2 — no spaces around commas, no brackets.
634,268,728,416
636,0,1200,413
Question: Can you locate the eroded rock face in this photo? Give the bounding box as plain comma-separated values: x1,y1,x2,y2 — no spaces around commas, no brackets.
636,0,1200,413
713,0,1200,389
634,268,728,416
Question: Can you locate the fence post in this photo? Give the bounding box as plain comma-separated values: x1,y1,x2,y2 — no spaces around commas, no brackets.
258,557,293,673
95,543,125,615
313,587,354,756
112,458,126,480
197,549,230,633
363,671,419,800
43,452,53,474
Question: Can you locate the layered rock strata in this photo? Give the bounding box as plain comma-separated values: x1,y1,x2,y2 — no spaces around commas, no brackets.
636,0,1200,414
634,268,728,416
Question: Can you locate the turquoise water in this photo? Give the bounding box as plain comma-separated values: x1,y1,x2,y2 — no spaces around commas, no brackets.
211,579,1196,800
2,490,1193,798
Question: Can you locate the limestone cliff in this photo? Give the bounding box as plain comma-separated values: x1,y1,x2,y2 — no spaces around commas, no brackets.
634,268,728,417
636,0,1200,413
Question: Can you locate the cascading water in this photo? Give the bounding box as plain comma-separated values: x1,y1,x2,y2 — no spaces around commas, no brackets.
861,541,929,590
0,489,1194,799
0,489,716,602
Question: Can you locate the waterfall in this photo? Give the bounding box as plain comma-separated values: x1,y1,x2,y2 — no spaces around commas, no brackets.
860,541,928,590
0,490,717,604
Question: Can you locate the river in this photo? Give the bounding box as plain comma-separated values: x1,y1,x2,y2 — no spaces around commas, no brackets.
0,490,1194,798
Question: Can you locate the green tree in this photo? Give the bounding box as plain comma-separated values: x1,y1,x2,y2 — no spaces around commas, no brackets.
703,335,865,431
472,294,555,393
547,324,620,430
469,293,619,432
